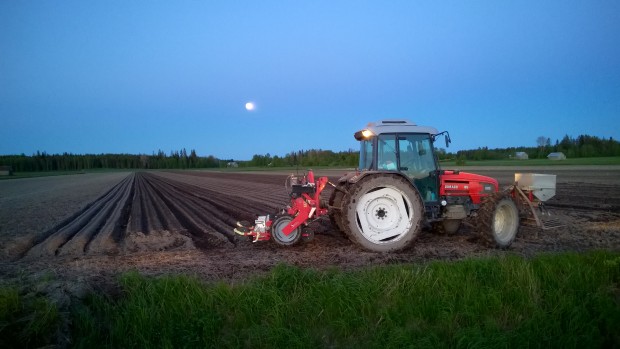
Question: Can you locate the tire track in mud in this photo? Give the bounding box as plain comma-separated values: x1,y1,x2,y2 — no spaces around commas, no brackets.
22,172,271,259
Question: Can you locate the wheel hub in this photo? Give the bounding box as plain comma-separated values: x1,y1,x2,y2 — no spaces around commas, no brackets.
375,207,387,219
272,216,299,244
355,187,413,242
494,203,518,242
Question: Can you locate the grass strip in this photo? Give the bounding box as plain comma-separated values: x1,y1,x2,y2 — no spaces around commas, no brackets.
0,286,60,349
72,251,620,348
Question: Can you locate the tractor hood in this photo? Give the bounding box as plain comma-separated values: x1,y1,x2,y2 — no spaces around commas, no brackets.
440,170,499,204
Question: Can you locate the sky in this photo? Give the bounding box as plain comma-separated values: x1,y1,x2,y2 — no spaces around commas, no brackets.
1,1,619,160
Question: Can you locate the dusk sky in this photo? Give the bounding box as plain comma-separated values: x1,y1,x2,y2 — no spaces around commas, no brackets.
1,1,619,160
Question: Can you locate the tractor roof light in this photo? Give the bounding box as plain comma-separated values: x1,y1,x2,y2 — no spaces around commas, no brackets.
354,129,374,141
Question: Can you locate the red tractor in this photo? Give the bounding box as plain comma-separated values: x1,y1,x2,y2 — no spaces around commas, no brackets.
236,120,525,252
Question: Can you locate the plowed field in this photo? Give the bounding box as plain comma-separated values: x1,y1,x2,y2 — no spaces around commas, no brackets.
1,167,619,289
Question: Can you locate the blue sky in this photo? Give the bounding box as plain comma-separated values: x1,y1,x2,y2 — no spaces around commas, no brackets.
1,1,619,160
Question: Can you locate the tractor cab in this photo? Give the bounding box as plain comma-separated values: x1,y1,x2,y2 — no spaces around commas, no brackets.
354,120,444,203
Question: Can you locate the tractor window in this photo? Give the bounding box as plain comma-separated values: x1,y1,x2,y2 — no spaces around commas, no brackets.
378,134,397,171
398,134,437,179
398,133,438,202
359,139,374,170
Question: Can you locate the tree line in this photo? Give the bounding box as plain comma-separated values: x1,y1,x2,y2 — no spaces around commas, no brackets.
1,134,618,172
0,148,360,172
0,149,220,172
245,149,359,168
454,134,620,161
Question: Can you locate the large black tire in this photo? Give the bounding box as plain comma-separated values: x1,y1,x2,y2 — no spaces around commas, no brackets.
475,192,520,248
328,185,347,236
342,174,424,252
271,216,302,246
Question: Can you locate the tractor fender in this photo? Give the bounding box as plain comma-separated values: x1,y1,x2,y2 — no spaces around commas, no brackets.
338,171,424,201
338,170,397,184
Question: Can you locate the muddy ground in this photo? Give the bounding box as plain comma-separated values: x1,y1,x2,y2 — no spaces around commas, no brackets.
0,167,619,302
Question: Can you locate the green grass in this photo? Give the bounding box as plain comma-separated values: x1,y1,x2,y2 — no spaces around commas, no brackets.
439,156,620,166
0,287,60,349
71,251,620,348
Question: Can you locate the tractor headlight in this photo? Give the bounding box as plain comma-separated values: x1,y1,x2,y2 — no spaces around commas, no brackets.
354,129,374,140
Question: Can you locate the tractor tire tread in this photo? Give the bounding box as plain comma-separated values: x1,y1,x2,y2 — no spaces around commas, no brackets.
474,192,519,248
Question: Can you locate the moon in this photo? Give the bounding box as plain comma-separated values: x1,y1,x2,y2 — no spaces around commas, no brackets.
245,102,255,111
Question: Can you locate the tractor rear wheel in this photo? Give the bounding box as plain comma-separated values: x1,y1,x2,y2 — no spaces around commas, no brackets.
271,216,302,246
475,192,520,248
342,174,423,252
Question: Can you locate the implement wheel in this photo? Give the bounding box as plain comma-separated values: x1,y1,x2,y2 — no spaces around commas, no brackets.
342,174,423,252
475,192,520,248
271,216,301,246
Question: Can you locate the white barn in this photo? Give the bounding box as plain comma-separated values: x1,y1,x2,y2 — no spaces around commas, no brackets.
515,152,529,160
0,166,13,176
547,152,567,160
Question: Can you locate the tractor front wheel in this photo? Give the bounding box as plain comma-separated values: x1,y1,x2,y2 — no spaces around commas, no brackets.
342,174,423,252
475,192,520,248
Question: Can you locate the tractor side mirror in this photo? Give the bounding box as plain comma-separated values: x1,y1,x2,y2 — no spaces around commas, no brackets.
434,131,451,148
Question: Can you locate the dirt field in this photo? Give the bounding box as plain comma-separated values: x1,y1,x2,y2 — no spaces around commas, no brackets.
1,167,619,297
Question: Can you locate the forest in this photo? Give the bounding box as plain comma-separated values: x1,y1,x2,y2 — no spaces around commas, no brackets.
0,149,220,172
453,135,620,161
1,134,618,172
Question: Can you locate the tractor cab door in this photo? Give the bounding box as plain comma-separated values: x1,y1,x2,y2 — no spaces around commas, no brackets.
397,134,439,202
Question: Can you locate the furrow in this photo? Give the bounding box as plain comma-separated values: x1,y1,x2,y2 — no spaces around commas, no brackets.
152,172,286,218
140,173,185,232
84,173,135,255
23,174,133,259
146,174,270,234
144,174,233,249
127,173,148,234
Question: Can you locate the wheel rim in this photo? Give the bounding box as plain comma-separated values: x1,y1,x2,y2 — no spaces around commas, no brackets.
355,186,413,243
272,217,298,244
493,202,517,243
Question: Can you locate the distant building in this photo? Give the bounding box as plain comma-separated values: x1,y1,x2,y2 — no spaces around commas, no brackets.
0,166,13,176
515,152,529,160
227,161,238,168
547,152,567,160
